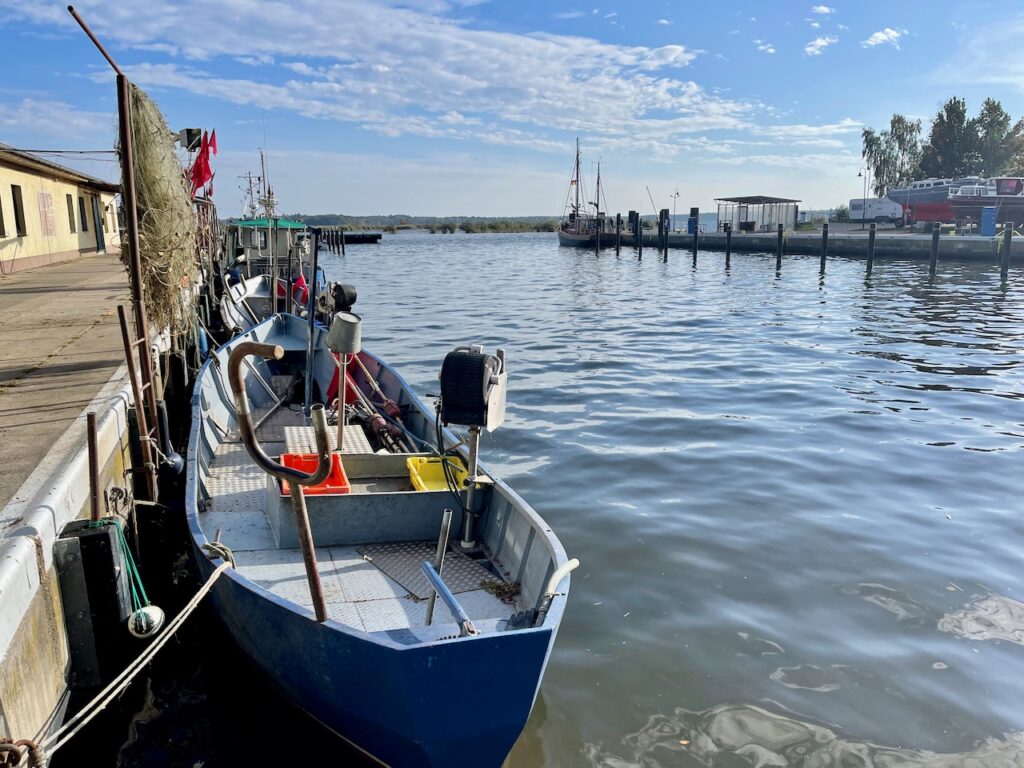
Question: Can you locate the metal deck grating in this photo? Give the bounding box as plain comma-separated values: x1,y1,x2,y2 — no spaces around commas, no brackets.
358,541,495,599
284,424,374,455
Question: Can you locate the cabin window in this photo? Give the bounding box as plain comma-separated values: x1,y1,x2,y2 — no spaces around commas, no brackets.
66,194,76,233
11,185,26,237
78,196,88,232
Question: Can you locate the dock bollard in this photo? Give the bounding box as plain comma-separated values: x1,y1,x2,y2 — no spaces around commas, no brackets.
929,222,940,275
1001,222,1013,280
820,222,828,274
866,222,876,275
776,223,784,270
724,223,732,267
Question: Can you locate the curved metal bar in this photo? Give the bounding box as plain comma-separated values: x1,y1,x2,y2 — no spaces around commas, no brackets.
227,341,332,487
226,341,333,622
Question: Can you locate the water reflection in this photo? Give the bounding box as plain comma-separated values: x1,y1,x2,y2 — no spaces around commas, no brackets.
939,594,1024,646
583,704,1024,767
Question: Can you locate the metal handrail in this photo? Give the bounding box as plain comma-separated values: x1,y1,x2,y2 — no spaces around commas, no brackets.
227,341,333,622
421,562,477,637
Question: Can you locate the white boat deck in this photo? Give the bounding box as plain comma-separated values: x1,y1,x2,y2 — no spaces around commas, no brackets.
200,408,519,639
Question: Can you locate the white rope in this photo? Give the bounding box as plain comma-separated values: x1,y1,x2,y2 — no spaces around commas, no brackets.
40,562,231,758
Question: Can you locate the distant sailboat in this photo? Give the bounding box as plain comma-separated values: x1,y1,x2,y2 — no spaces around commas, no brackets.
557,139,615,247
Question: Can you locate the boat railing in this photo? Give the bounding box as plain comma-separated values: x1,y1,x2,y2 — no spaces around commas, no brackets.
227,341,334,622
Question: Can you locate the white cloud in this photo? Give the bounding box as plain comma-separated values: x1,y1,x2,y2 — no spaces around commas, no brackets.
656,18,672,25
804,35,838,55
809,20,820,29
861,27,907,49
604,11,616,18
553,10,585,19
0,98,114,141
837,23,849,30
753,40,776,54
811,5,835,13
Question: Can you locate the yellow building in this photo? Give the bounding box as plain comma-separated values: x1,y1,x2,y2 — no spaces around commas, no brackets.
0,144,121,274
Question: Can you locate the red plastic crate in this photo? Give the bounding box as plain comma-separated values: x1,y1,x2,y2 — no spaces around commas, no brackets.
279,453,350,495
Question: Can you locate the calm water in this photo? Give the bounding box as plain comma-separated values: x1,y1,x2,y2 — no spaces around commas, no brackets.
101,231,1024,766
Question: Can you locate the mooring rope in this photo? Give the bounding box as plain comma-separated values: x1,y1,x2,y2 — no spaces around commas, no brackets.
7,560,233,764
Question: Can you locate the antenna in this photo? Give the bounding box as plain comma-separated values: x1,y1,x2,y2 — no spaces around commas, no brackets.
645,186,658,218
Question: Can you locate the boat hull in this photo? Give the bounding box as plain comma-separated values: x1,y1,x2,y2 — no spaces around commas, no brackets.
188,547,555,767
557,229,617,248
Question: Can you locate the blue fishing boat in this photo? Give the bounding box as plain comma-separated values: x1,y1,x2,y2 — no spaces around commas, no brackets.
185,310,576,767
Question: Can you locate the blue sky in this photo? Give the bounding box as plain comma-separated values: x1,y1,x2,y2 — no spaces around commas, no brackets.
1,0,1022,216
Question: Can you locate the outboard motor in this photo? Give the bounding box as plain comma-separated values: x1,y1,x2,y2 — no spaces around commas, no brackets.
438,345,507,548
332,283,358,313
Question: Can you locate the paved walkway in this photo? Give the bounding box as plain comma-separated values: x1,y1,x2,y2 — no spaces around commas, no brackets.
0,254,129,509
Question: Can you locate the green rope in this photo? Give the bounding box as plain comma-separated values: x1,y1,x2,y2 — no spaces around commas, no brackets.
88,519,150,611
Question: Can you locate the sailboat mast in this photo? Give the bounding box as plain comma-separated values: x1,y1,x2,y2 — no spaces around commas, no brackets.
574,138,581,216
596,161,602,217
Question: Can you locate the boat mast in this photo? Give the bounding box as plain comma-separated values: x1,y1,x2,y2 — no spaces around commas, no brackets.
574,138,581,219
595,161,602,218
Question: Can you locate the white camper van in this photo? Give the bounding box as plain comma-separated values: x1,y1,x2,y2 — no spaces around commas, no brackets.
848,198,905,227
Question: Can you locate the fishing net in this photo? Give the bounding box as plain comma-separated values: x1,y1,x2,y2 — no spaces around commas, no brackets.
121,83,197,339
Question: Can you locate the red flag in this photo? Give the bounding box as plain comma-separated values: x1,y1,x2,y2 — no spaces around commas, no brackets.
190,131,212,194
292,272,309,305
209,129,218,156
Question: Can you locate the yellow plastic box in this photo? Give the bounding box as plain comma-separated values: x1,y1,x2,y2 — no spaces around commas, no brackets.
407,456,469,492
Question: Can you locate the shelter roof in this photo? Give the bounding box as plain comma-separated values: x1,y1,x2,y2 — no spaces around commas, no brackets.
714,195,801,205
235,217,308,229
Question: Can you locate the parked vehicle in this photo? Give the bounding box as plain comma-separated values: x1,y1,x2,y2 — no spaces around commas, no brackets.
848,198,905,227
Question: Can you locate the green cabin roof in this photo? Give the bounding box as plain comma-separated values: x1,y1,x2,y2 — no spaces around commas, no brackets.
235,217,308,230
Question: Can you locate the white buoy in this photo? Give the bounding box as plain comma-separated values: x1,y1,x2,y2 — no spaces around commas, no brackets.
128,605,166,638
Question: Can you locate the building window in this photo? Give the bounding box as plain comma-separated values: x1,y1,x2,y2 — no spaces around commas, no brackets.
78,196,88,232
11,185,26,237
66,194,76,233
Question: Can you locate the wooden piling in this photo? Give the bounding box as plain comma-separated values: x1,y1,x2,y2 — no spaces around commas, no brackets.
341,229,346,256
1001,222,1013,280
662,209,670,259
866,222,876,275
615,213,622,255
724,222,732,267
87,412,100,521
776,223,784,270
637,215,643,259
691,207,699,259
819,222,828,274
929,222,940,275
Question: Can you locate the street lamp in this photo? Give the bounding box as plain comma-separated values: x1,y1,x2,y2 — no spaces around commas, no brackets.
858,168,871,231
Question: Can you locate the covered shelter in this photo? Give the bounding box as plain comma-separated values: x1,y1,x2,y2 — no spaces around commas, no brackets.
715,195,800,233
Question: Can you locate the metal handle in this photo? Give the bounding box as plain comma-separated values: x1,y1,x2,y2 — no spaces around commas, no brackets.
227,341,332,622
533,557,580,627
227,341,332,487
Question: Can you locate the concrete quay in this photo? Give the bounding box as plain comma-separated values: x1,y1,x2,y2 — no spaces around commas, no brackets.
628,229,1023,262
0,253,134,743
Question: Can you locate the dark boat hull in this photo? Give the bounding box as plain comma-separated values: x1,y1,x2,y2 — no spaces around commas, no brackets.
187,547,555,767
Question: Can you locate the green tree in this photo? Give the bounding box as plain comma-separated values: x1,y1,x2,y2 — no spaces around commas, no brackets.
832,204,849,222
919,97,981,178
974,98,1022,175
861,114,922,196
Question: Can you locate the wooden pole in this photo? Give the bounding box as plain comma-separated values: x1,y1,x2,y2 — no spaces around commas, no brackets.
615,213,621,255
1001,222,1013,280
819,222,828,274
724,223,732,267
341,228,346,256
87,412,100,521
776,223,784,270
929,222,940,275
637,216,643,259
866,222,876,275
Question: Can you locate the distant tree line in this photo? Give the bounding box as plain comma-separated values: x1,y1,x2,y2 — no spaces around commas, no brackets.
286,213,558,232
861,97,1024,196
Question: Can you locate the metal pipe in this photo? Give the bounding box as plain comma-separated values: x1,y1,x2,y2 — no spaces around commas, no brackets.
304,228,320,417
337,353,347,452
421,561,477,637
87,412,100,521
67,5,124,76
459,426,481,549
228,341,332,621
425,508,453,625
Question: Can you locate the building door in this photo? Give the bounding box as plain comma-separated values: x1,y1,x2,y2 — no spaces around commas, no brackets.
91,196,106,252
